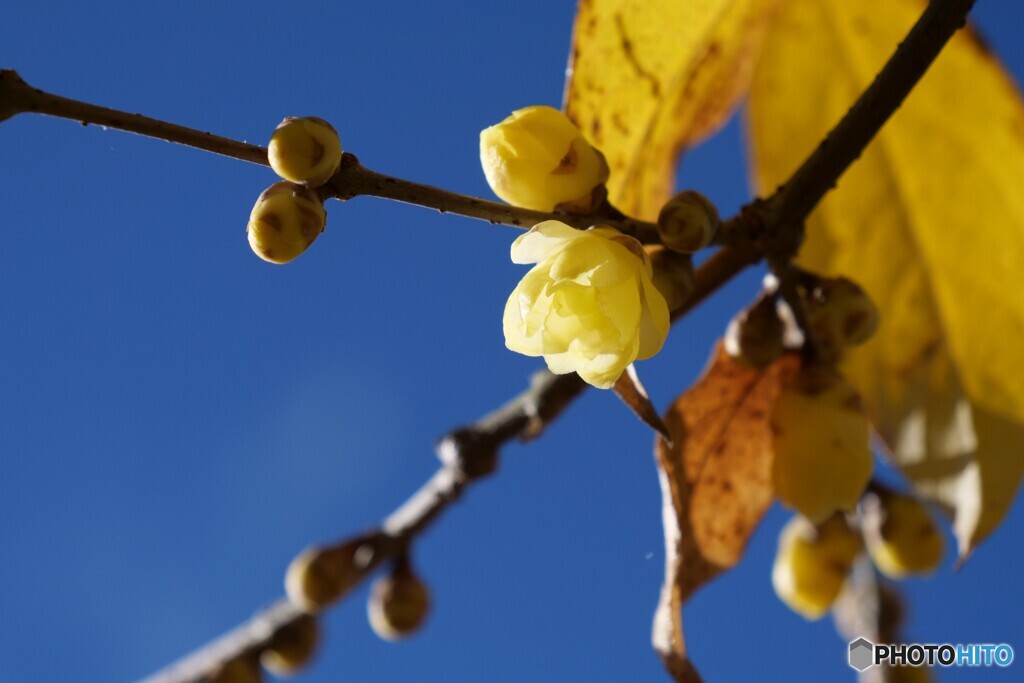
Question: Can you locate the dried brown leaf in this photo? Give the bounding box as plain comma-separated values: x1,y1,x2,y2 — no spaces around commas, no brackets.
653,344,799,681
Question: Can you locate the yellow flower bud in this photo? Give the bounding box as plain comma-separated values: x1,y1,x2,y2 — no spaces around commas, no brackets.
368,562,430,641
268,117,342,187
771,367,873,522
261,614,319,677
724,295,785,368
656,190,719,253
247,182,326,264
862,491,944,579
480,106,609,211
285,538,368,613
772,513,862,620
503,221,670,389
647,246,695,313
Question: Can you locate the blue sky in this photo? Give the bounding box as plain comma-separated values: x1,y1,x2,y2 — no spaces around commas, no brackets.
1,2,1021,682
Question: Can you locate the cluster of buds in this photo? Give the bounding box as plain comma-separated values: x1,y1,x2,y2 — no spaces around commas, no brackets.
481,106,700,387
721,271,881,523
285,537,431,644
773,489,945,620
205,613,320,683
247,116,342,263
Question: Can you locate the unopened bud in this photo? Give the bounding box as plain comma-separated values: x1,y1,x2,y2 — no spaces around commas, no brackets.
656,190,719,253
806,276,879,352
724,294,785,367
647,246,695,312
285,536,371,613
771,513,862,620
268,117,342,188
247,182,326,264
862,490,944,579
480,106,609,211
819,277,879,346
261,614,320,677
368,561,430,641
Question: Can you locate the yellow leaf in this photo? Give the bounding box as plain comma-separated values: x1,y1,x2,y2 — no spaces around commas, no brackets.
747,0,1024,554
654,344,799,681
564,0,778,221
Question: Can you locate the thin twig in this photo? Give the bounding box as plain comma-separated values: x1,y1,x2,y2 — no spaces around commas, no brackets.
140,370,586,683
323,153,661,242
0,70,659,243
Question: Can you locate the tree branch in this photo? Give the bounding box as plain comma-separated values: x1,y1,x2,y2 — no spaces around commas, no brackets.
6,0,975,678
762,0,977,234
0,69,659,243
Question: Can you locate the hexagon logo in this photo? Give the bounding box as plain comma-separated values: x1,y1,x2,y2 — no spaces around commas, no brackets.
849,638,875,671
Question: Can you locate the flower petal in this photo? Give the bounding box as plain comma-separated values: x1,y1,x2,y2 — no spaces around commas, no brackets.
635,271,671,360
502,266,553,356
569,334,640,389
510,220,583,264
547,234,633,287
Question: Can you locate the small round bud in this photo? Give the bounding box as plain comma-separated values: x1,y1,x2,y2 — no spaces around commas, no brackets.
209,655,262,683
286,537,369,613
260,614,319,677
656,190,719,253
247,182,326,264
862,491,944,579
724,295,785,367
772,513,862,620
268,117,342,187
480,106,609,211
647,246,695,313
368,562,430,641
808,276,879,347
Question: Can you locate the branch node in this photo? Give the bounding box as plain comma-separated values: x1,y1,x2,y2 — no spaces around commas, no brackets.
436,428,499,480
0,69,31,122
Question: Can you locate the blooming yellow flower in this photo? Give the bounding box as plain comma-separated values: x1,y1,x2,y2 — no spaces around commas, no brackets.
480,106,609,211
503,221,670,388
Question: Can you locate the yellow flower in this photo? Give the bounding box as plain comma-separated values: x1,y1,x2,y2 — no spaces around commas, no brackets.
480,106,609,211
503,221,670,388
